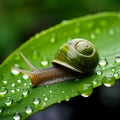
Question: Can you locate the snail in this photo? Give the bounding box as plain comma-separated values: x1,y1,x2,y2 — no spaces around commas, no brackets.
12,38,99,87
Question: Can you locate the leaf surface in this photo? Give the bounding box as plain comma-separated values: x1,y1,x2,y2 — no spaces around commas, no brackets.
0,12,120,120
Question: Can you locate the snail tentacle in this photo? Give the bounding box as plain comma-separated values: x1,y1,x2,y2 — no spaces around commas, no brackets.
11,66,34,78
19,52,36,71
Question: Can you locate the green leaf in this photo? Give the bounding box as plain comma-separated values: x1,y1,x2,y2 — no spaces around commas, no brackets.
0,12,120,120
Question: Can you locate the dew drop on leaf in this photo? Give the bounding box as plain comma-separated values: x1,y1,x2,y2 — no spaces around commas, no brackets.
40,58,49,67
23,74,29,80
115,56,120,63
17,96,23,103
0,105,3,114
96,70,102,75
102,76,115,87
90,33,96,39
15,53,21,61
25,105,33,114
17,79,21,84
92,78,101,87
111,68,115,73
22,89,29,97
24,82,31,88
50,34,56,43
49,90,53,93
32,50,39,60
0,87,8,96
65,95,70,101
41,100,47,106
108,29,114,35
79,84,93,97
35,33,40,39
44,97,49,101
33,97,40,105
95,28,101,34
113,72,120,79
62,20,69,24
11,82,16,87
16,88,21,92
87,22,94,29
99,57,108,67
57,100,61,104
11,69,20,75
10,88,16,94
13,112,21,120
5,97,13,106
3,80,8,85
62,90,65,94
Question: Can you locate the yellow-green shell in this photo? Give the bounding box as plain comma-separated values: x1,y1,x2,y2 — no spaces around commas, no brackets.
52,38,99,73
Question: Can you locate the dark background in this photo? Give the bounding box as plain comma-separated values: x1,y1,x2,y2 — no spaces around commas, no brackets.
0,0,120,119
1,0,120,63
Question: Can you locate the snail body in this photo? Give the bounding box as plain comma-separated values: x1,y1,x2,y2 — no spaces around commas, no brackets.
12,38,99,87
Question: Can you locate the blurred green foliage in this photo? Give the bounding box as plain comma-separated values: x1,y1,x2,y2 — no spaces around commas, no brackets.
0,0,120,63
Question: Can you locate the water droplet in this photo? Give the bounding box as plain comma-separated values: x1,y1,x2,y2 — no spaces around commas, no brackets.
65,95,70,101
87,22,94,29
92,78,102,87
108,29,114,35
33,97,40,105
62,90,65,94
79,84,93,97
16,88,21,92
95,28,101,34
44,97,48,101
96,70,102,75
111,68,115,73
25,106,33,114
115,56,120,63
35,33,40,39
57,100,61,103
0,105,3,114
49,90,53,93
102,76,115,87
11,69,20,75
0,87,8,96
49,90,53,97
15,53,21,61
62,20,68,24
22,89,29,97
23,74,29,80
24,82,31,88
71,89,75,93
17,79,21,84
40,58,49,67
114,72,120,79
3,80,8,85
90,33,96,39
10,88,16,94
32,50,39,60
43,94,46,97
17,96,23,103
13,112,21,120
99,57,108,67
11,82,16,87
50,34,56,43
5,97,13,106
41,101,46,106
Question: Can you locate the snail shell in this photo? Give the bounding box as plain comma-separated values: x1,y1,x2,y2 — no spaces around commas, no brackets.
12,38,99,87
52,38,99,73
